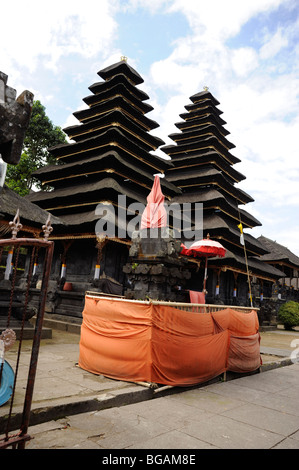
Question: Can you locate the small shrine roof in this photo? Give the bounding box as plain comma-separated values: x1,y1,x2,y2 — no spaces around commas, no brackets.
0,185,64,228
212,249,286,280
258,235,299,268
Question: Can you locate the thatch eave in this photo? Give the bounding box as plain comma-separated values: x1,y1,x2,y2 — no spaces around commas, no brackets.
0,185,65,228
88,73,149,101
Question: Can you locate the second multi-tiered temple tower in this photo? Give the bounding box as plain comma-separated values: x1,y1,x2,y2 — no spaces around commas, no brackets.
162,88,284,303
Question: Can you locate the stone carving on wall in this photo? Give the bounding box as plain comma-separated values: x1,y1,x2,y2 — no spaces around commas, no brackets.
0,71,34,166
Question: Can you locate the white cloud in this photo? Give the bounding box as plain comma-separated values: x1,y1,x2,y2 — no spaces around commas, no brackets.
1,0,118,75
168,0,284,40
260,27,289,59
231,48,259,77
1,0,298,254
143,0,299,255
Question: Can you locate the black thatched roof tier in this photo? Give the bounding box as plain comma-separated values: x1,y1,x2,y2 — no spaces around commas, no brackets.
48,128,172,172
209,249,285,281
73,94,154,125
166,165,253,204
166,150,245,184
85,82,154,115
174,113,229,134
161,135,240,165
189,90,221,106
72,95,159,131
179,110,227,128
26,177,157,236
197,213,267,256
98,60,144,85
26,177,148,213
88,73,150,101
184,101,224,116
171,188,261,229
63,109,164,150
179,104,224,122
0,185,64,229
32,150,180,197
168,123,235,150
258,236,299,268
82,82,151,112
59,208,129,235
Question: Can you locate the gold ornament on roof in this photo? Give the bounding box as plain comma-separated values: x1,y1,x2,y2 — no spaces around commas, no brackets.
120,56,128,62
203,86,209,91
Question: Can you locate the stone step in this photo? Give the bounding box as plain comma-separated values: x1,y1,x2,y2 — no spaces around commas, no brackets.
41,314,82,334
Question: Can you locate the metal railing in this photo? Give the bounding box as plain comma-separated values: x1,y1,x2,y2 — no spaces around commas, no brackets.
0,213,54,449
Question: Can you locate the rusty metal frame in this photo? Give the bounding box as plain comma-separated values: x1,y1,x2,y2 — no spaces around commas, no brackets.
0,231,54,449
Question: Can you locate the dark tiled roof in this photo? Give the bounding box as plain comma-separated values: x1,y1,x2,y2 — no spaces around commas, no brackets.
0,185,64,227
258,235,299,268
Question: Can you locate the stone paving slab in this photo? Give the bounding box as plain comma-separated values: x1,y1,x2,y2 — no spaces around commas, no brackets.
1,326,299,449
24,364,299,450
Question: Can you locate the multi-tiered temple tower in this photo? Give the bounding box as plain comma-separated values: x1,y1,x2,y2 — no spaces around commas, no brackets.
27,59,180,315
162,89,284,303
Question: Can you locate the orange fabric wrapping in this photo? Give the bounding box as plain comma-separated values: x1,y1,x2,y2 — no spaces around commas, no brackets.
78,297,261,386
212,309,259,335
151,304,228,386
151,327,229,386
79,297,152,382
227,333,262,372
153,305,215,337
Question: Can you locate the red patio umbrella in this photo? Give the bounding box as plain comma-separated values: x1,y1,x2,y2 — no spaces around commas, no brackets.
181,234,226,293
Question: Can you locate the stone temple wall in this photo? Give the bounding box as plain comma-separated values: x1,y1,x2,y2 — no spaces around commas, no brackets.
0,71,33,166
0,72,18,106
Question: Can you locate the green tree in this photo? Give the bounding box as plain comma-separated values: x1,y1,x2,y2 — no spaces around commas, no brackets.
5,100,67,196
278,301,299,330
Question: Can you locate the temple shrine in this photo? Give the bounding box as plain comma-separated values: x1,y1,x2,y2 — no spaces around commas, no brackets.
23,59,288,319
161,88,285,305
258,235,299,301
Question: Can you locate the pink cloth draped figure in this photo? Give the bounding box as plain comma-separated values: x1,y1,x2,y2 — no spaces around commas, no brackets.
140,175,167,229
